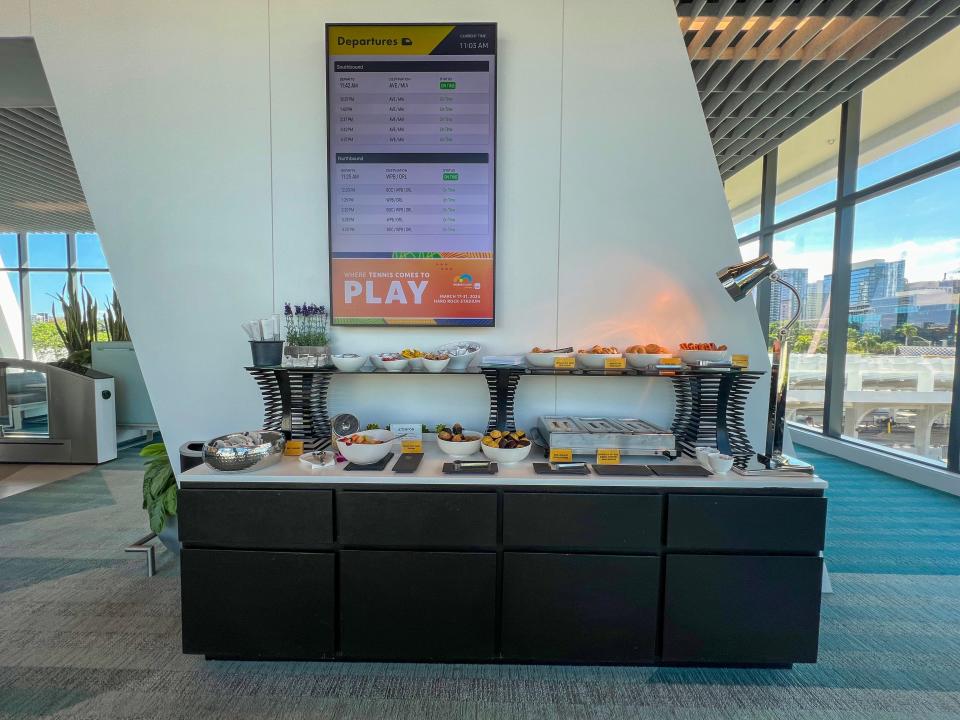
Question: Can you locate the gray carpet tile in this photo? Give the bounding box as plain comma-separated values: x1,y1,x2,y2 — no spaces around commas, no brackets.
2,445,960,718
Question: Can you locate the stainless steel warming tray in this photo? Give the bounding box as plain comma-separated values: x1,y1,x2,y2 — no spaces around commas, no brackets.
537,416,676,456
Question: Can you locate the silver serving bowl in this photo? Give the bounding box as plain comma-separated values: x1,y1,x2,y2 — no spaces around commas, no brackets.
202,431,286,472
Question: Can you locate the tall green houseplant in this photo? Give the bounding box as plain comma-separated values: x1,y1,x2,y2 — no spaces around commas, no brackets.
52,281,98,365
141,442,176,533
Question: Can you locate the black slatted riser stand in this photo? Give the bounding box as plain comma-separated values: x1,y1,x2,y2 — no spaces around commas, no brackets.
483,368,521,432
246,368,332,443
669,371,762,459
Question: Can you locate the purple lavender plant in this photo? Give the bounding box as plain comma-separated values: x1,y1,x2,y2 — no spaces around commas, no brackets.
284,302,329,347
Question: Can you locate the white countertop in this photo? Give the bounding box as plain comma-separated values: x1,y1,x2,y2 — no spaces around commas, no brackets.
182,442,827,491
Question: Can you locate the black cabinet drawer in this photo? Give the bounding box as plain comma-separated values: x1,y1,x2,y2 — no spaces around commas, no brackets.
503,492,661,552
181,548,335,659
340,550,497,661
502,553,660,662
667,494,826,553
337,491,497,548
661,554,823,665
178,489,333,550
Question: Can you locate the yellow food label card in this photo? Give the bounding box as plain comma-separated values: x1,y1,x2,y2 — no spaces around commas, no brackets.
549,448,574,463
604,357,627,369
732,354,749,368
597,448,621,465
401,439,423,454
660,357,682,365
284,440,304,456
553,356,576,369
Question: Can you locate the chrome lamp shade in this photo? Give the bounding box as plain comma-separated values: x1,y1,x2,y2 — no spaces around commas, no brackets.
717,255,777,302
716,253,814,475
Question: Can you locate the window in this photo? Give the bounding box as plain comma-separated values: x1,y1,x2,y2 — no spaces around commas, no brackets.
772,214,835,430
840,168,960,464
725,158,762,237
775,107,841,222
0,233,18,269
738,20,960,472
0,232,113,361
858,25,960,189
26,233,67,268
77,232,108,269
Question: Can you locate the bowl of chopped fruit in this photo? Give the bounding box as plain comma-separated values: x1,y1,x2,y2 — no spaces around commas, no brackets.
436,422,483,459
480,429,532,464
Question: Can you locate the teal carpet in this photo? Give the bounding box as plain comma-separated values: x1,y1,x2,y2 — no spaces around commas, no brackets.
1,445,960,719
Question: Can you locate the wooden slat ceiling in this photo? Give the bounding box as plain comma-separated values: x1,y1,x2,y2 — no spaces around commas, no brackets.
0,107,92,233
678,0,960,180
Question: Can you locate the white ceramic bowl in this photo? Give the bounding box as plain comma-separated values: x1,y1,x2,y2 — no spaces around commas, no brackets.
708,453,734,475
436,341,481,370
405,356,424,371
337,429,396,465
577,352,623,369
525,351,575,369
332,354,366,372
437,432,483,459
679,350,729,364
370,354,386,369
481,442,533,465
695,446,717,470
625,352,671,369
422,356,451,373
381,357,409,372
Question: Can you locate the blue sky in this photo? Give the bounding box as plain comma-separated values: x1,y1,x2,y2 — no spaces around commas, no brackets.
740,122,960,284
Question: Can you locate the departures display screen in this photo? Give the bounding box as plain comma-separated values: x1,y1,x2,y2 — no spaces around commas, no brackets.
326,23,497,326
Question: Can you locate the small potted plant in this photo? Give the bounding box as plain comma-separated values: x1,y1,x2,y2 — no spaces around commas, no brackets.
284,302,330,366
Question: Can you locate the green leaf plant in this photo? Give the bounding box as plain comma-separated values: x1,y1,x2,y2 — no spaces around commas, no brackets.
52,280,98,365
105,289,131,342
141,442,176,534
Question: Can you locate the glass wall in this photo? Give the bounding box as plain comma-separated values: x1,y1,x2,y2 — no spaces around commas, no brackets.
726,24,960,470
0,232,113,362
771,213,835,430
775,107,841,222
724,157,762,237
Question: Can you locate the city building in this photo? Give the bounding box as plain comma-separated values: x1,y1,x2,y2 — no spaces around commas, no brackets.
769,268,808,325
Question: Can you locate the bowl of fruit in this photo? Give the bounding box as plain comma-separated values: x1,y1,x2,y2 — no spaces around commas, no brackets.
436,422,483,459
481,429,532,464
577,345,623,369
401,348,424,370
678,342,729,364
422,352,451,372
624,343,672,368
380,354,409,372
337,429,395,465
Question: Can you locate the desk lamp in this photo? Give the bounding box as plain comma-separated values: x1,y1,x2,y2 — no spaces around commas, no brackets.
717,254,814,474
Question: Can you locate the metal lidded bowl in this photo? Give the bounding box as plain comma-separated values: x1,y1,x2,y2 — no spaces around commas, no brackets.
202,431,286,472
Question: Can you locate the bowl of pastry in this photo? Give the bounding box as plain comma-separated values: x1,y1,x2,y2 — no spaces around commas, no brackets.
525,346,575,368
678,342,729,363
624,343,672,368
577,345,623,369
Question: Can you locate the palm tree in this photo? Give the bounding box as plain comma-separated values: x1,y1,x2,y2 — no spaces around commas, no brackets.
857,333,882,354
897,323,920,346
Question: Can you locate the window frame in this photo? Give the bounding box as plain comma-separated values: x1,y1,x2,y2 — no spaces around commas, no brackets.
0,232,111,361
733,90,960,471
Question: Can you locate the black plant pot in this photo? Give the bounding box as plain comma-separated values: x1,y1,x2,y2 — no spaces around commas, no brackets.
250,340,283,367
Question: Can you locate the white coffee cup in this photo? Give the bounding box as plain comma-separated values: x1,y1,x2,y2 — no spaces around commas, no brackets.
708,453,734,475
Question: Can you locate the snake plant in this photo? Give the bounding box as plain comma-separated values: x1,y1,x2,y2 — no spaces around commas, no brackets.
52,281,98,365
105,289,130,341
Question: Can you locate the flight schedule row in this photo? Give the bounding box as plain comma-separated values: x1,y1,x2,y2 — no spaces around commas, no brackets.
335,154,489,238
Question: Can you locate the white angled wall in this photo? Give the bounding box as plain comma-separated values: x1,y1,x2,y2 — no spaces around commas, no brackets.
0,0,769,462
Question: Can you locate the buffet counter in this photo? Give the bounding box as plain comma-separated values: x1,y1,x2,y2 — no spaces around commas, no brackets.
181,444,827,490
178,445,827,667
